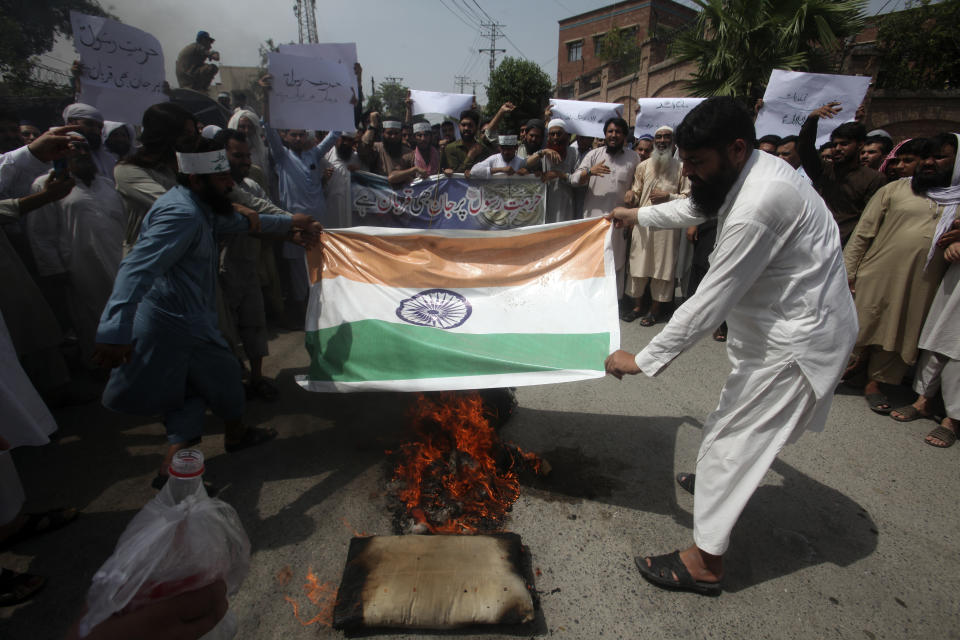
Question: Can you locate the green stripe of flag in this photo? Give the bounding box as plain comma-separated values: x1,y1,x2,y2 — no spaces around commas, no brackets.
305,319,608,383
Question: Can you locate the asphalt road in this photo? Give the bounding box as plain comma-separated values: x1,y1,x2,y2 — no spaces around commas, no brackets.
2,319,958,639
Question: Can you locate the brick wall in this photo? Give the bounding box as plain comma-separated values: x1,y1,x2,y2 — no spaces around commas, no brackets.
556,0,696,93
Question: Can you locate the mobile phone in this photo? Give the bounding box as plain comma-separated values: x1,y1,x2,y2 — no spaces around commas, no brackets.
53,158,69,178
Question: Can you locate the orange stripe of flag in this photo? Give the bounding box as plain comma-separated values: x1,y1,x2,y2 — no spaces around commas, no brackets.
306,217,608,288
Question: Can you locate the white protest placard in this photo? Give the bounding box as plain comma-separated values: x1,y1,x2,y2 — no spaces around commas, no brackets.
277,43,358,94
548,99,623,138
634,98,705,139
267,52,356,131
755,70,871,146
410,90,474,118
70,11,167,125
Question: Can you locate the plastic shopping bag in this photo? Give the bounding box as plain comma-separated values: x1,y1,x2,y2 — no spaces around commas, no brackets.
77,478,250,637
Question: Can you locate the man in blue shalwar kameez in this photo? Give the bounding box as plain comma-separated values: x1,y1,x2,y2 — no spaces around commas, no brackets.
93,139,322,486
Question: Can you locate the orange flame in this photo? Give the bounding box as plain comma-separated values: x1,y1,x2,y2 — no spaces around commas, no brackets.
283,567,336,627
391,392,541,533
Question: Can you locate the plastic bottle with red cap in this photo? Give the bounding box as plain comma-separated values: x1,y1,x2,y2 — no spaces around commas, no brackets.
79,449,250,639
165,450,238,640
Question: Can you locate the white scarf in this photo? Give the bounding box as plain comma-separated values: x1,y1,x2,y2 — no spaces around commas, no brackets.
925,133,960,270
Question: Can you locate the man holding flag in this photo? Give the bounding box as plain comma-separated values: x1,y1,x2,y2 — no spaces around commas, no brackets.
93,138,322,488
606,97,857,595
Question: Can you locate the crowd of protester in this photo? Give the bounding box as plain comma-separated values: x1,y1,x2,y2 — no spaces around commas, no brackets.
0,29,957,625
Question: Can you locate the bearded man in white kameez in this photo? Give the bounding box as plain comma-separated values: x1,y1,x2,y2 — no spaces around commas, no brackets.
606,97,858,595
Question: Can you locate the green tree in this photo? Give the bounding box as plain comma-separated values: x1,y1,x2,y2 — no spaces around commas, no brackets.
369,80,408,119
364,93,383,114
670,0,867,99
874,0,960,91
595,26,643,77
484,57,552,131
0,0,111,91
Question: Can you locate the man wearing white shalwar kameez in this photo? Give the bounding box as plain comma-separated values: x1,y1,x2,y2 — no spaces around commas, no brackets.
28,143,125,366
525,119,579,223
61,103,116,186
570,118,639,295
322,131,361,227
466,135,526,178
606,98,857,595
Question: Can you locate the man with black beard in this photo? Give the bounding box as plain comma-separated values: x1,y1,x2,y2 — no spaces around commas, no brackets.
440,110,495,175
390,122,436,187
323,130,362,226
606,97,857,596
519,119,544,159
570,117,639,295
842,134,958,414
103,122,134,162
798,104,885,244
93,138,323,487
61,103,117,186
359,120,412,178
27,133,125,367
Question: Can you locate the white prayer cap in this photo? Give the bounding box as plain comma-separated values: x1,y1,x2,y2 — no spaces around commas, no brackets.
176,150,230,175
498,134,518,146
655,125,674,134
547,118,567,131
383,120,402,130
339,129,358,138
103,121,130,138
867,129,892,140
413,122,431,133
201,124,222,140
62,103,103,124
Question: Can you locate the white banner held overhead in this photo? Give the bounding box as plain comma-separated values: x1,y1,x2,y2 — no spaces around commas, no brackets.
70,11,167,125
548,99,623,138
267,52,356,131
634,98,705,139
277,42,359,94
410,90,474,118
755,70,872,147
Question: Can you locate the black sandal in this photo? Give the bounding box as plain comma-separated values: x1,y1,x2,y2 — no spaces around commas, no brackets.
676,472,696,495
639,313,657,327
0,568,46,607
866,392,892,414
635,551,722,596
225,425,278,453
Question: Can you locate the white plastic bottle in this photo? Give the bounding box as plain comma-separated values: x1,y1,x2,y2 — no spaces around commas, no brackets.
166,450,238,640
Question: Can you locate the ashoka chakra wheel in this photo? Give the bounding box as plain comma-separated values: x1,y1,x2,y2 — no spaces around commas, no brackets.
396,289,472,329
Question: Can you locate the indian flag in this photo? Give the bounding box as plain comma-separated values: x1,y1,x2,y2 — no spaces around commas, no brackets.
296,217,620,392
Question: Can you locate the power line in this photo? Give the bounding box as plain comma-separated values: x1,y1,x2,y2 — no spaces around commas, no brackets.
502,33,530,61
457,0,486,23
470,0,497,23
439,0,480,29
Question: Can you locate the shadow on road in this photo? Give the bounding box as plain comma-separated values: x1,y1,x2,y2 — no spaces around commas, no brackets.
3,373,878,636
504,406,879,594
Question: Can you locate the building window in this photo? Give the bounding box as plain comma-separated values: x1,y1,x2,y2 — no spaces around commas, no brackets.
593,33,605,52
567,41,582,62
